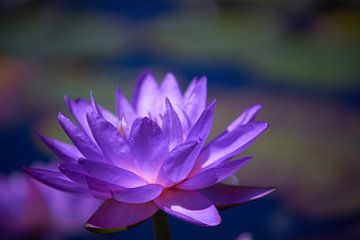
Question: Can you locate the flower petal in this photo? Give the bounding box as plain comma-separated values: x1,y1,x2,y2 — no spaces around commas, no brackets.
133,74,160,116
197,121,268,169
38,134,82,162
186,99,216,142
58,113,104,161
184,76,207,124
155,189,221,226
157,141,199,186
111,184,163,203
227,104,262,132
78,159,146,188
86,112,132,169
85,200,158,233
162,99,183,150
23,167,88,194
128,117,168,182
177,157,251,190
160,72,183,109
200,184,275,208
65,96,94,140
115,87,137,128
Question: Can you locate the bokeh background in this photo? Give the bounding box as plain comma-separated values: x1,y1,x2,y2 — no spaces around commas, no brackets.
1,0,360,239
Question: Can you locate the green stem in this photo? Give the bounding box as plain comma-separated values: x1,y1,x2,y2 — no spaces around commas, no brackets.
152,211,172,240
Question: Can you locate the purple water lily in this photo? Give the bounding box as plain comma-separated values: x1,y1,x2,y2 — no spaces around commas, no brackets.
25,72,274,232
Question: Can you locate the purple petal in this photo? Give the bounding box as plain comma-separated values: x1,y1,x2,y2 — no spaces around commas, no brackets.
111,184,163,203
38,134,82,162
162,99,183,150
128,117,169,182
78,159,146,188
200,184,275,207
86,112,132,169
160,73,183,109
85,176,123,199
184,77,207,124
132,70,152,108
58,113,104,161
155,189,221,226
157,141,199,186
177,157,251,190
58,162,87,186
23,167,88,194
85,200,158,233
186,99,216,142
133,74,160,116
227,104,262,132
115,87,137,128
65,96,94,140
197,121,268,169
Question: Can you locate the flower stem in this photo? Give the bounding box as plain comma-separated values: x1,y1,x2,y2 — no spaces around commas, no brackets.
152,211,172,240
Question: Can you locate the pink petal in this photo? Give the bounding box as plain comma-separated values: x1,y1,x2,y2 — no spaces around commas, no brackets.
85,200,158,233
200,183,275,208
155,189,221,226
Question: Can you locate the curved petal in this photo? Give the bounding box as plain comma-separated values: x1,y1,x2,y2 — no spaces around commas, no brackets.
160,73,183,109
23,167,88,194
111,184,163,203
128,117,168,182
162,99,183,150
115,87,137,128
197,121,268,169
58,113,104,161
157,141,199,186
133,74,160,116
86,112,132,169
85,200,158,233
200,184,275,208
177,157,251,190
58,162,87,186
38,134,82,162
186,99,216,143
65,96,94,140
227,104,262,132
184,76,207,124
78,159,146,188
155,189,221,226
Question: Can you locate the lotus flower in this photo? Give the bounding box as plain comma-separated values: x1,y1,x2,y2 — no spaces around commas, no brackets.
25,72,274,232
0,167,100,239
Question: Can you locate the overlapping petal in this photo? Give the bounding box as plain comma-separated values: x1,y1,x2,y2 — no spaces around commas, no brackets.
128,117,169,182
177,157,251,190
200,184,275,208
155,189,221,226
86,112,132,169
85,200,158,233
197,121,268,169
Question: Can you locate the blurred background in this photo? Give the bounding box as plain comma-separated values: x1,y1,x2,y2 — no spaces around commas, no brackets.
0,0,359,239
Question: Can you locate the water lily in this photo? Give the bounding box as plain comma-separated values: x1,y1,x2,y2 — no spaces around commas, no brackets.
25,72,274,236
